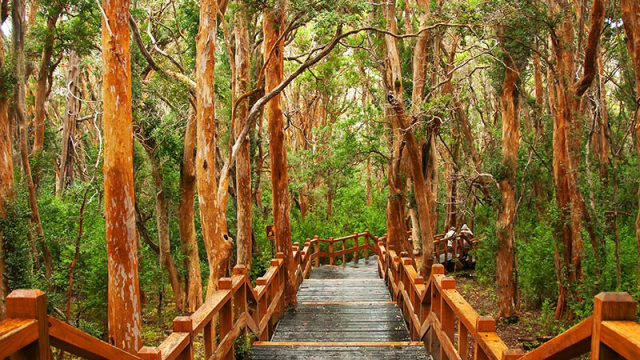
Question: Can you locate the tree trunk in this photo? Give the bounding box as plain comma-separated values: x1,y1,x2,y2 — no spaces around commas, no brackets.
235,11,253,270
620,0,640,288
101,0,142,350
145,147,185,310
496,55,520,318
32,13,58,159
13,0,52,280
57,51,81,195
383,0,435,277
264,1,297,305
0,21,13,321
179,113,202,312
195,0,232,298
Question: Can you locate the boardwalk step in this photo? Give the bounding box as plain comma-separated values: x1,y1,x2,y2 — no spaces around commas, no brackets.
250,345,431,359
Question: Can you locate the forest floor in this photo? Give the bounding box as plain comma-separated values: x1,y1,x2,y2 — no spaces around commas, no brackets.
451,270,576,353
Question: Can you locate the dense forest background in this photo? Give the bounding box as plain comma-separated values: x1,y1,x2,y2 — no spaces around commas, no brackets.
0,0,639,348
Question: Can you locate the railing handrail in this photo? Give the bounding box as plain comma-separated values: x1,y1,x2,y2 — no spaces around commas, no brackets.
2,230,638,360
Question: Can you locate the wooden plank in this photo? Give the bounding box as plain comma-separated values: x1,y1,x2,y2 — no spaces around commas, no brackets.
157,332,190,360
519,316,592,360
48,317,141,360
253,341,424,346
0,318,38,358
190,289,231,334
601,321,640,360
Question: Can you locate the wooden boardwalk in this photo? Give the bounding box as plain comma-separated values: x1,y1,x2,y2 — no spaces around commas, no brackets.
251,257,430,359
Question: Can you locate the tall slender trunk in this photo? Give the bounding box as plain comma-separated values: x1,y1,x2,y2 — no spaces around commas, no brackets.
620,0,640,288
32,13,58,159
264,1,297,305
179,113,202,311
145,147,185,310
13,0,52,280
57,51,81,195
195,0,232,298
102,0,142,349
496,55,520,318
235,12,253,270
0,20,13,320
383,0,434,277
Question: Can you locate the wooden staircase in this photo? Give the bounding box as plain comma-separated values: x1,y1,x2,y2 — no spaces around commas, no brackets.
251,257,430,359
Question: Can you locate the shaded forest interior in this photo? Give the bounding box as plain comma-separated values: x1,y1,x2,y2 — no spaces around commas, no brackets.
0,0,639,355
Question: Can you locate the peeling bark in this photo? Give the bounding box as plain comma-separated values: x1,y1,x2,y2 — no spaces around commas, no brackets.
57,51,81,195
101,0,142,350
179,113,202,311
264,0,297,305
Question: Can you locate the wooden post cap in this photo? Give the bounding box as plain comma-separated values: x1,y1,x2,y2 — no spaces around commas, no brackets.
301,251,306,256
594,292,637,320
219,278,233,290
402,258,412,266
414,276,425,285
173,316,193,333
271,259,279,266
257,278,268,286
393,256,401,263
365,229,369,233
441,277,456,290
400,251,409,257
138,347,162,359
314,235,319,239
502,349,525,360
233,265,247,275
477,316,496,332
6,289,46,319
432,264,445,275
276,252,285,259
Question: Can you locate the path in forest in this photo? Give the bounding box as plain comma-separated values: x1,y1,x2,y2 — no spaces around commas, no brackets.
251,257,430,359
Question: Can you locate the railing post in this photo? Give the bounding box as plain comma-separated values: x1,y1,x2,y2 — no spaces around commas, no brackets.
364,230,370,259
173,316,194,360
329,237,334,265
218,278,234,360
353,232,359,263
256,277,269,341
342,238,347,265
591,292,637,359
233,265,248,319
475,316,496,360
6,289,49,359
138,347,162,360
314,236,320,267
440,277,455,360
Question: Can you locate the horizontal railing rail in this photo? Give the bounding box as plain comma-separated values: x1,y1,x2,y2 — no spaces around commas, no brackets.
369,231,640,360
0,240,314,360
2,230,638,360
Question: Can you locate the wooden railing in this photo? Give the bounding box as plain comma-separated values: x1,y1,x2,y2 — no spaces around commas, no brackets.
308,231,372,266
0,241,313,360
2,230,639,360
371,232,640,360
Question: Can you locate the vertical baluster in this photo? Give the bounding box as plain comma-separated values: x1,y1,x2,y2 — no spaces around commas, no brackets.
591,292,637,359
474,316,495,360
353,232,359,263
440,277,455,360
458,324,468,359
5,290,49,359
257,277,269,341
218,278,234,360
342,238,347,265
364,230,370,259
314,235,320,267
173,317,194,360
329,237,334,265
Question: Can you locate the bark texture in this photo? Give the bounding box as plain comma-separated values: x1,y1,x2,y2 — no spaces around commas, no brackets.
57,51,81,194
195,0,232,298
0,18,12,321
235,11,253,270
178,113,202,311
496,55,520,318
264,0,297,305
101,0,142,350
